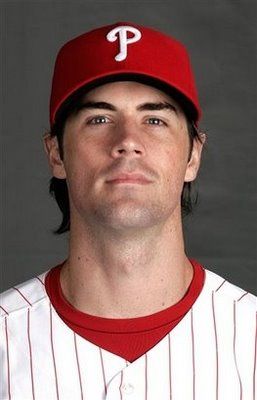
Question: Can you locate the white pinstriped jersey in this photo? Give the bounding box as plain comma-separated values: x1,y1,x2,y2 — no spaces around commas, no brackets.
1,267,256,400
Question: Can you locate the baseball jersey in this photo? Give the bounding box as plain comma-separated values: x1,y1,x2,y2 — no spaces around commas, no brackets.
1,263,256,400
44,259,205,362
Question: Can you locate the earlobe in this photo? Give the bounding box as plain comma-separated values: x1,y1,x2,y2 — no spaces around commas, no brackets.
184,133,206,182
43,133,67,179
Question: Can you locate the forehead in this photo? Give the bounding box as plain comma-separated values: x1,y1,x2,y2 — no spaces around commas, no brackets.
81,80,184,110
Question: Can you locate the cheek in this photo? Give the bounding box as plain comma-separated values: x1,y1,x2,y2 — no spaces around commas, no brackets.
62,142,97,188
163,142,189,185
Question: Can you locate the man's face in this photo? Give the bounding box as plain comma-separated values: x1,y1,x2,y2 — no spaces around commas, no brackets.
46,81,204,231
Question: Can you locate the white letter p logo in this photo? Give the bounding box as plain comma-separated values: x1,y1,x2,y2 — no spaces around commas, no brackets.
106,26,142,62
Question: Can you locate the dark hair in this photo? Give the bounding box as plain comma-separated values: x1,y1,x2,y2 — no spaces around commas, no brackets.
48,78,205,234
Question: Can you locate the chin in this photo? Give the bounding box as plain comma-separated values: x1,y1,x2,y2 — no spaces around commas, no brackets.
91,200,174,230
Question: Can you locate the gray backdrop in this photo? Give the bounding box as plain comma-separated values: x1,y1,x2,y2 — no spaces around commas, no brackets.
1,0,256,294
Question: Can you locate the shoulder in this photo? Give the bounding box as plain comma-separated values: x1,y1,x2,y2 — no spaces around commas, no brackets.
204,267,256,312
0,270,49,321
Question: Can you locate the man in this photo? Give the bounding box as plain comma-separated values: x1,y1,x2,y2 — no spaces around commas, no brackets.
1,22,256,400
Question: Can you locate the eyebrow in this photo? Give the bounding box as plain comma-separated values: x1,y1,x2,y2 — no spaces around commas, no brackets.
137,102,177,114
75,101,178,114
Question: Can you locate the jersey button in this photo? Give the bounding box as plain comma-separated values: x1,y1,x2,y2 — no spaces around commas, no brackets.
121,383,134,395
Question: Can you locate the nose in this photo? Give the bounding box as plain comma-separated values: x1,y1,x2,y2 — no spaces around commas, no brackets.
109,121,146,159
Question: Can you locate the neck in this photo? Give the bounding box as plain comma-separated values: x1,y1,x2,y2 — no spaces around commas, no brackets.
60,208,193,318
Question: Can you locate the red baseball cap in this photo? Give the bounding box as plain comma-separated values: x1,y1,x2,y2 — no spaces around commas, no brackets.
50,21,201,126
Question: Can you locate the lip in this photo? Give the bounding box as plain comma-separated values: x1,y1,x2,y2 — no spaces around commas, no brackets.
106,173,152,185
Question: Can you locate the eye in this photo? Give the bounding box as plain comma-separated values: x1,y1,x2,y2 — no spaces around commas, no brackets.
87,116,111,125
146,117,166,126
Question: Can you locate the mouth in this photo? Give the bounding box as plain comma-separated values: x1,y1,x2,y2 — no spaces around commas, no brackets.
106,173,153,185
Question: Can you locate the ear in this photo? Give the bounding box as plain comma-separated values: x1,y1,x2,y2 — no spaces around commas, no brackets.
184,133,206,182
43,133,67,179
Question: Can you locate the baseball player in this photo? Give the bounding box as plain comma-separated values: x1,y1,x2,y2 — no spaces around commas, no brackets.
1,22,256,400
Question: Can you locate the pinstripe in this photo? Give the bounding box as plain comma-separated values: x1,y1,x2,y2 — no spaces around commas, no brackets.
99,348,107,395
12,287,32,306
145,353,148,400
190,309,196,400
27,309,35,400
49,304,60,400
168,333,172,400
36,276,45,286
0,305,9,315
211,291,219,400
237,292,248,302
253,313,257,400
233,301,243,400
119,370,124,400
74,333,84,400
215,279,226,293
4,317,11,400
